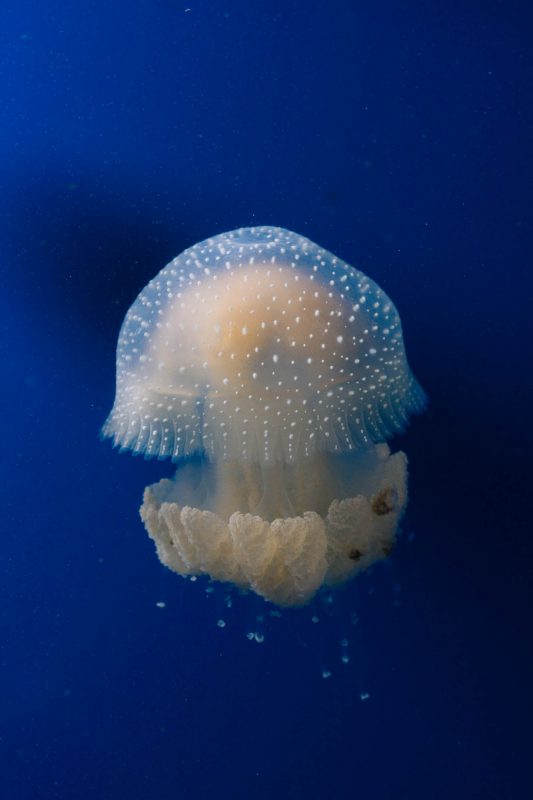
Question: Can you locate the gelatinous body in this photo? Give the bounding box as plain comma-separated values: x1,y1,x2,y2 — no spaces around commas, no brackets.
103,227,425,606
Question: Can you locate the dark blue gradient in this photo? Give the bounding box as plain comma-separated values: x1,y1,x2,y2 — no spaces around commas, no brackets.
1,2,532,798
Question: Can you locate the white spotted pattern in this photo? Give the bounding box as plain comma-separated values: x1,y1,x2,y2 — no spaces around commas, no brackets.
102,227,426,464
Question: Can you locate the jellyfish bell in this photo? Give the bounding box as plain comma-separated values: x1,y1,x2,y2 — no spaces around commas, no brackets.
102,226,426,607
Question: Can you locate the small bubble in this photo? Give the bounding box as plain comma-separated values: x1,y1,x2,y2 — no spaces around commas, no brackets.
217,619,226,628
155,601,166,609
322,670,332,679
360,692,370,701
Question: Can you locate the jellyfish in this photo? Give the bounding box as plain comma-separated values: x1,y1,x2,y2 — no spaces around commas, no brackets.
102,227,426,607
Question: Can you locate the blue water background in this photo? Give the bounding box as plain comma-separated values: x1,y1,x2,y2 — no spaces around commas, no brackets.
1,2,532,798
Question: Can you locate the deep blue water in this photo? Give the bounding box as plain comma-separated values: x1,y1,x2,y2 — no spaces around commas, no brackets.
2,2,532,798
